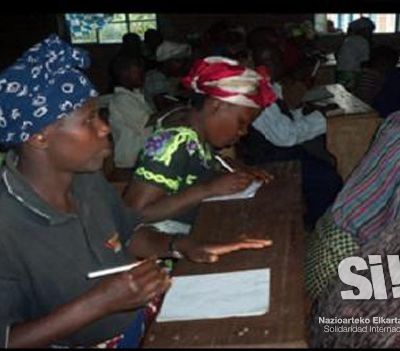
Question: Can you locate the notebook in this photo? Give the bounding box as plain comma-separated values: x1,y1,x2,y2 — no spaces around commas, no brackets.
203,180,263,202
156,268,271,322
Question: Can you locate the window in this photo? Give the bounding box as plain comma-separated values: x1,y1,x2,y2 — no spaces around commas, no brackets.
66,13,157,44
315,13,398,34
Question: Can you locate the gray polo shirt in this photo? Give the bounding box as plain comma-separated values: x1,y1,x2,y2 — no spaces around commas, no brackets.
0,151,142,347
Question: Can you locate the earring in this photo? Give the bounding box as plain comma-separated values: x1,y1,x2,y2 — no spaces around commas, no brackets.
36,134,44,141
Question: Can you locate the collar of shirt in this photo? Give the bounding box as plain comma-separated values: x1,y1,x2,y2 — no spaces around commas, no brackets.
2,150,81,225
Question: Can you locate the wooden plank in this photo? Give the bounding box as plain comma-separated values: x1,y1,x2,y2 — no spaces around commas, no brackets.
325,84,374,115
322,84,381,180
327,114,381,180
142,161,306,348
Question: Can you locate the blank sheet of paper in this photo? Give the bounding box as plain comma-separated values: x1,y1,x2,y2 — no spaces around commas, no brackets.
203,180,263,202
156,268,270,322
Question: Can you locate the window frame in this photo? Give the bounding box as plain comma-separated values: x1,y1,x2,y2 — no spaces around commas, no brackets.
316,13,399,35
65,13,158,45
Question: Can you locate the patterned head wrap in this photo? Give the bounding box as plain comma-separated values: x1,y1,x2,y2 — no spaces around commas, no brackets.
181,56,276,109
0,34,97,146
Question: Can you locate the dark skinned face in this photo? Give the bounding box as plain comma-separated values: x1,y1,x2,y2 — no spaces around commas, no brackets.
45,98,112,172
203,99,261,149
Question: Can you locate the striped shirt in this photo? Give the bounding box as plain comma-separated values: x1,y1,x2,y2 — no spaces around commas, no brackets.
332,111,400,245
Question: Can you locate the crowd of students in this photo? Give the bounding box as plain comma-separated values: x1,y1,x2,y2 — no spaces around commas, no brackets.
1,15,400,348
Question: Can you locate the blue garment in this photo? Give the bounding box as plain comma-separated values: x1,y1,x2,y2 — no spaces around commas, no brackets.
0,34,97,146
117,309,146,348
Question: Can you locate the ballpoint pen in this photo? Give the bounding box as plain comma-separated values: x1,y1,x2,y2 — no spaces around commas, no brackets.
215,155,235,173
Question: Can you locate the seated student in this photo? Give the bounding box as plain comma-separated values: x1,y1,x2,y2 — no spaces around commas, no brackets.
0,34,273,348
143,41,192,112
100,55,154,170
124,56,277,233
305,110,400,347
354,45,399,105
336,17,375,91
251,45,328,148
142,28,163,71
240,44,343,228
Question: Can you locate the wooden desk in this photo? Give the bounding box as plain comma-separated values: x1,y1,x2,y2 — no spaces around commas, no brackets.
142,161,307,348
323,84,381,180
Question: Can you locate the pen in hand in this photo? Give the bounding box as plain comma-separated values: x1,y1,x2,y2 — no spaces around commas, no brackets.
215,155,272,184
215,155,235,173
87,259,163,279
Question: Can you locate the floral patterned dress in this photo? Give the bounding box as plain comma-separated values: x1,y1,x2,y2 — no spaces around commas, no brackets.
133,126,218,225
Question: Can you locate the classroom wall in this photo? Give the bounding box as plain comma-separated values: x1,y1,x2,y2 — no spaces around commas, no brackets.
157,13,313,41
1,14,400,94
0,14,58,71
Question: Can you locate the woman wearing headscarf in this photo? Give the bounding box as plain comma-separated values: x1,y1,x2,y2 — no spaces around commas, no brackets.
124,56,277,234
143,41,192,111
305,110,400,346
0,35,273,348
240,44,343,228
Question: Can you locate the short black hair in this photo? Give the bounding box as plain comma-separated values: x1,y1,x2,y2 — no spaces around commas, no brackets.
122,32,141,46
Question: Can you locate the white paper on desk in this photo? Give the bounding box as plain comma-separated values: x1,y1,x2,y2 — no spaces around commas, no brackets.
156,268,270,322
302,86,334,102
203,180,263,202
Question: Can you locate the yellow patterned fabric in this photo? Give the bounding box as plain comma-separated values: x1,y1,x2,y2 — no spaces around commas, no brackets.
134,126,216,194
135,167,180,192
151,127,212,167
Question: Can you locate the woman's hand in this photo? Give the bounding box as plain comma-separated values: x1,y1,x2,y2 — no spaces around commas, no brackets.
204,172,254,196
89,258,171,315
219,156,274,184
240,167,274,184
177,237,273,263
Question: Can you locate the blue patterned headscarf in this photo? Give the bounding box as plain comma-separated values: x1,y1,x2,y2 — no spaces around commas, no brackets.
0,33,98,146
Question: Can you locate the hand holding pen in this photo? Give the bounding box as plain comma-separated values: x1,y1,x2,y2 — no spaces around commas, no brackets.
215,155,274,184
87,258,171,314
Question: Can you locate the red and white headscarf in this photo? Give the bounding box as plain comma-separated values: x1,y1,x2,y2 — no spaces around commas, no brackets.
181,56,276,109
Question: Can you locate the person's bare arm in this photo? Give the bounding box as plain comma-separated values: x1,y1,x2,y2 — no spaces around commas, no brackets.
124,173,254,223
8,259,170,348
128,226,273,263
